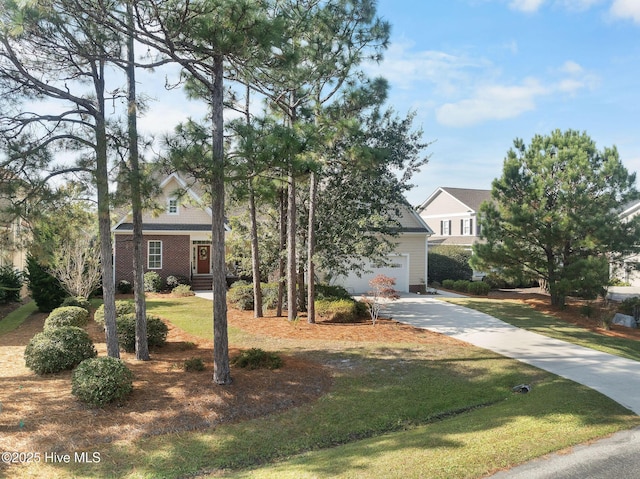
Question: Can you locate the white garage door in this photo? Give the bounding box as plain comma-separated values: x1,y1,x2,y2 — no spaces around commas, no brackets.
335,255,409,294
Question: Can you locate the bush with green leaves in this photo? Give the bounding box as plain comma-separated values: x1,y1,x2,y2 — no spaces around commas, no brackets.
71,357,133,407
24,326,97,375
442,279,455,290
117,280,132,294
44,306,90,330
315,283,352,300
171,284,194,297
0,265,23,304
26,254,67,312
467,281,491,296
619,297,640,320
166,275,189,289
116,314,168,353
315,299,365,323
428,246,473,284
183,357,205,372
61,296,91,312
228,281,281,311
94,300,135,325
143,271,163,292
231,348,282,370
453,280,470,292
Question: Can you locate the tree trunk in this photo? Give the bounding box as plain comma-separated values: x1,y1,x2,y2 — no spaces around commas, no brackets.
287,170,297,321
307,170,317,323
94,60,118,358
211,55,231,385
248,181,263,318
127,1,149,361
276,187,286,317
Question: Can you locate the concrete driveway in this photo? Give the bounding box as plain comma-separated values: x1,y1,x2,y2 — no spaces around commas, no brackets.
384,294,640,415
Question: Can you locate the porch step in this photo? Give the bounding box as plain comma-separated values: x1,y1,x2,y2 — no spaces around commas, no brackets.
191,275,213,291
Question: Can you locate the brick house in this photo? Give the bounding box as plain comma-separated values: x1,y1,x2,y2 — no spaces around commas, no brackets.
112,172,229,291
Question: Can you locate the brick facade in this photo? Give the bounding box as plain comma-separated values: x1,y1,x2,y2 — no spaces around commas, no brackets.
115,234,192,285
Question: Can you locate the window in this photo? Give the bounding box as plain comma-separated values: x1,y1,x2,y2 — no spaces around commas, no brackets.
462,218,473,236
167,198,179,215
441,220,451,235
148,240,162,269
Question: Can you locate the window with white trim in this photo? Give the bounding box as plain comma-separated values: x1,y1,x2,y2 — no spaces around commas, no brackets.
441,220,451,235
462,218,473,235
167,197,179,215
148,240,162,269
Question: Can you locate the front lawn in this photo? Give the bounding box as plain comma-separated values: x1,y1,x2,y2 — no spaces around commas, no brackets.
2,295,638,479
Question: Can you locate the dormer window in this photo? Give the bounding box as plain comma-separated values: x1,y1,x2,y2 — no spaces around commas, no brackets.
167,198,179,215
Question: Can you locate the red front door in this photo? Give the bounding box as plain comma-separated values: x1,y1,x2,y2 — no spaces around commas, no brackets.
197,245,210,274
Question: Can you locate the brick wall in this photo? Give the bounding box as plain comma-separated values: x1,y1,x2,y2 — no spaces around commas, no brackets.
115,234,192,285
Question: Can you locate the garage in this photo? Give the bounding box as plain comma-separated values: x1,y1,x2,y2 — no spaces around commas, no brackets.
335,255,409,294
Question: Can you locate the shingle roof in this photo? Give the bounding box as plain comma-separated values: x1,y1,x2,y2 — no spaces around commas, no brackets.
441,187,492,212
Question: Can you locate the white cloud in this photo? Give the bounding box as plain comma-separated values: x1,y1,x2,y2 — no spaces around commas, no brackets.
436,78,547,127
509,0,546,12
610,0,640,23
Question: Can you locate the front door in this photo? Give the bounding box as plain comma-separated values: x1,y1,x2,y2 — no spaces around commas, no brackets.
197,245,211,274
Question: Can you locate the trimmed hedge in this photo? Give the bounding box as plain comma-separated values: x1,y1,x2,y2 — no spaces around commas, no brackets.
116,314,168,353
24,326,97,375
72,357,133,407
44,306,90,330
467,281,491,296
94,300,135,325
143,271,162,292
315,299,366,323
428,246,473,283
61,296,91,312
228,281,280,311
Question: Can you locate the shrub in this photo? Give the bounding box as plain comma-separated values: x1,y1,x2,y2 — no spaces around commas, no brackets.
61,296,91,312
184,357,205,372
166,275,189,289
24,326,97,375
171,284,194,297
44,306,90,330
26,254,67,312
116,314,168,353
315,283,352,301
262,282,280,309
453,280,470,292
143,271,163,292
467,281,491,296
428,246,473,284
227,280,253,310
94,300,135,325
231,348,282,370
315,299,362,322
442,279,456,290
0,265,23,304
117,280,133,294
71,357,133,407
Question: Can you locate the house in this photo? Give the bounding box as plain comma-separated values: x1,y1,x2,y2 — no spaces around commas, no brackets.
113,172,433,294
333,204,433,294
416,187,492,247
0,213,28,272
610,200,640,287
112,172,229,291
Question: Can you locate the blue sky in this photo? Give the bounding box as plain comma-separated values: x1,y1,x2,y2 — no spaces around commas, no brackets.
365,0,640,206
136,0,640,207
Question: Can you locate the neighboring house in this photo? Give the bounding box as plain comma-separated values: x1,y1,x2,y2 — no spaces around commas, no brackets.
416,187,492,247
112,172,230,291
333,204,433,294
0,213,28,272
611,200,640,287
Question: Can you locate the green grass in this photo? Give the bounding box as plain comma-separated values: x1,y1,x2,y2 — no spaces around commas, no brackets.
8,295,640,479
0,300,38,334
442,297,640,361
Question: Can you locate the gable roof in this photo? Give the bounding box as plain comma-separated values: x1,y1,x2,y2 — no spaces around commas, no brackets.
417,187,492,213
